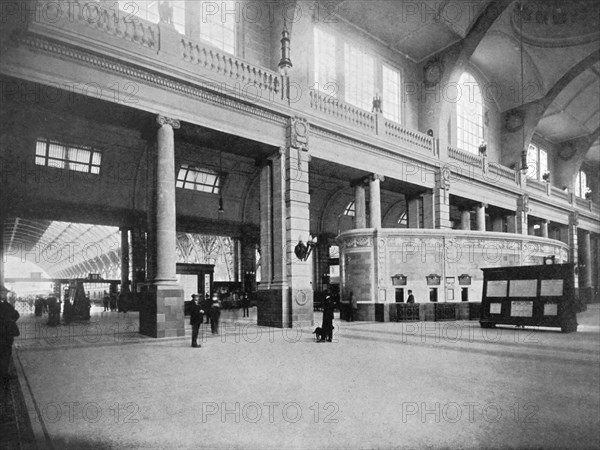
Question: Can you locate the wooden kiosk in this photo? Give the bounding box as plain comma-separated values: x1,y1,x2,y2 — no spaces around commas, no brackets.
480,263,578,333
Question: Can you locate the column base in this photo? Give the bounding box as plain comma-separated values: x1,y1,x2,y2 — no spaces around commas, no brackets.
139,284,185,338
256,287,313,328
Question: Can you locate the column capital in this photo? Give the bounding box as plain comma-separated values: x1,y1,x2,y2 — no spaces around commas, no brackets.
287,116,310,151
266,147,285,162
370,173,385,183
156,115,181,129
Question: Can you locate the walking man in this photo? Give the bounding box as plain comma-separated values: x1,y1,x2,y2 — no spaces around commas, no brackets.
189,294,203,348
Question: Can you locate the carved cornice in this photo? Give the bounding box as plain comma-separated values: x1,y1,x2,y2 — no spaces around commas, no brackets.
16,33,287,125
157,115,180,129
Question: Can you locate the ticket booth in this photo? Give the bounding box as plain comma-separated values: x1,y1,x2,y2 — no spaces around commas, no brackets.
480,264,578,333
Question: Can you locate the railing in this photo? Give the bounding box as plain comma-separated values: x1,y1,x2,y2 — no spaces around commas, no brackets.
575,196,591,210
551,186,570,201
383,120,434,154
309,90,376,131
38,1,158,50
179,37,280,95
488,162,516,182
527,178,548,194
448,146,481,166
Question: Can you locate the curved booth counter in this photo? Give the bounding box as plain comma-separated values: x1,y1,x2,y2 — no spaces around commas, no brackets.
337,228,569,322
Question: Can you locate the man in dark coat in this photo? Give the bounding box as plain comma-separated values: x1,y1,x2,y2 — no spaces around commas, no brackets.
0,285,20,384
321,293,334,342
210,300,221,335
189,294,203,348
406,290,415,303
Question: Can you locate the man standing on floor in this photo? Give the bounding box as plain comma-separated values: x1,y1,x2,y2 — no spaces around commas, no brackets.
0,285,20,385
189,294,203,348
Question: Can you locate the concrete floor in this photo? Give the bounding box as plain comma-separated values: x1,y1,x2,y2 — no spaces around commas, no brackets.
6,305,600,449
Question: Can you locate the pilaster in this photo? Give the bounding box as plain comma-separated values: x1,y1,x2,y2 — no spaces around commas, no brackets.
434,169,452,229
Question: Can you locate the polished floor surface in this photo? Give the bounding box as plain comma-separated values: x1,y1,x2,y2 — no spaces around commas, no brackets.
4,304,600,449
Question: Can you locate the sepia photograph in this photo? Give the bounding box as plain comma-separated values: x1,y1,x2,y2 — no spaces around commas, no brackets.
1,0,599,448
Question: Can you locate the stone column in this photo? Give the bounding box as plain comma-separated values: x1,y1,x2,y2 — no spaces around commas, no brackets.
120,227,130,293
369,174,384,229
568,212,579,289
140,115,184,338
476,203,486,231
541,220,549,238
154,116,178,284
433,169,452,229
407,196,420,228
580,230,592,302
460,210,471,231
516,195,529,235
354,182,367,229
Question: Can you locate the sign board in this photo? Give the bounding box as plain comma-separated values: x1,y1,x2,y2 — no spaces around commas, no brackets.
509,279,537,297
487,280,507,297
540,280,563,297
510,301,534,317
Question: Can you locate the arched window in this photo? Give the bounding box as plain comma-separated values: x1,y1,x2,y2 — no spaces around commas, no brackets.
576,170,588,198
456,72,483,154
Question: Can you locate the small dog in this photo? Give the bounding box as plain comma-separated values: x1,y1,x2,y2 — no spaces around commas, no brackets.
312,326,334,342
312,327,324,342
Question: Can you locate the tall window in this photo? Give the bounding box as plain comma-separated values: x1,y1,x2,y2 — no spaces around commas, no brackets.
314,27,338,97
199,0,237,54
575,170,588,198
176,164,221,194
35,138,102,174
344,43,375,111
456,72,483,154
383,65,401,123
527,143,548,180
118,1,186,34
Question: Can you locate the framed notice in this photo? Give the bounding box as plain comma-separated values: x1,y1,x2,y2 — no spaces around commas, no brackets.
540,279,563,297
509,279,537,297
544,303,558,316
487,280,507,297
510,301,534,317
489,303,502,314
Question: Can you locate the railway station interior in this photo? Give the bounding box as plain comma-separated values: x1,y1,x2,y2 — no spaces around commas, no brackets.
0,1,599,448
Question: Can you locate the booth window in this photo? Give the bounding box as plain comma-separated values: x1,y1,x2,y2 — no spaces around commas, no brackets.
176,164,221,194
456,72,483,155
429,288,438,302
35,138,101,174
